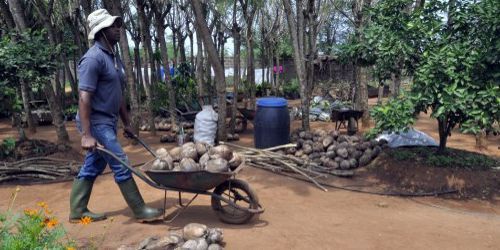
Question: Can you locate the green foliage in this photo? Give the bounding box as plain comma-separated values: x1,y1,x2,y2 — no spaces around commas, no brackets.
360,0,500,150
367,93,417,139
282,78,300,99
153,62,198,113
0,30,59,92
0,201,75,250
1,138,16,158
0,85,22,116
256,82,271,96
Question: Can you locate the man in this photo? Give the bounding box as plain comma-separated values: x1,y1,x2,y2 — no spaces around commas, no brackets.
69,9,162,223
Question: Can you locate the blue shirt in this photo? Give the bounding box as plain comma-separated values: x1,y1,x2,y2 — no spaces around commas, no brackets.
76,41,126,126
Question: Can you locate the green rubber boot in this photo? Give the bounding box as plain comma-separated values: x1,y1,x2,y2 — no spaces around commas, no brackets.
69,178,107,223
118,178,163,222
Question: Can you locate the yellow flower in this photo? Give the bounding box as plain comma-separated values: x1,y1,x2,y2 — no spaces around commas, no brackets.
66,247,76,250
44,208,53,215
45,218,58,229
23,208,38,217
79,216,92,225
36,201,48,209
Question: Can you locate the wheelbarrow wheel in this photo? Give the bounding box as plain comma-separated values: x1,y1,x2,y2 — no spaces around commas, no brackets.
211,179,259,224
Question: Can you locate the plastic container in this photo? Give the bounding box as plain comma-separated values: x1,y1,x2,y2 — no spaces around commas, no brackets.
254,97,290,149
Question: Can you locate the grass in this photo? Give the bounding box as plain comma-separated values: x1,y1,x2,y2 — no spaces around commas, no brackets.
387,146,499,170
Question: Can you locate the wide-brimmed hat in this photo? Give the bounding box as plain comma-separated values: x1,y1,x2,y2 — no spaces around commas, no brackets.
87,9,122,40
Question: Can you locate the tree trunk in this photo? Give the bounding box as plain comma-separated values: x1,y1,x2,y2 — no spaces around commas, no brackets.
63,55,78,102
8,0,37,134
282,0,309,130
377,81,384,104
246,25,256,109
195,27,204,96
437,117,448,153
358,67,370,127
191,0,227,142
43,84,69,144
391,69,401,97
137,0,156,135
0,0,16,30
230,19,241,133
155,18,176,129
352,0,372,129
106,0,141,135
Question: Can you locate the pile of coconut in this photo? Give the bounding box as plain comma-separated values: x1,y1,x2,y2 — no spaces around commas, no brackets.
148,143,243,173
118,223,224,250
282,129,387,170
140,117,195,132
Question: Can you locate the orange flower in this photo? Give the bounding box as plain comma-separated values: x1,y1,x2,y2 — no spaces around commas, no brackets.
45,218,58,229
23,208,38,217
79,216,92,225
44,208,53,215
36,201,48,209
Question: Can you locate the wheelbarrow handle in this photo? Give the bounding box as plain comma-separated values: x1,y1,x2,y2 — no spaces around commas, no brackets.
124,131,158,158
96,146,163,189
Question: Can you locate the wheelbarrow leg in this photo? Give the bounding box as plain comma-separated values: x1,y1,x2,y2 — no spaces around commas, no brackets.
163,193,199,223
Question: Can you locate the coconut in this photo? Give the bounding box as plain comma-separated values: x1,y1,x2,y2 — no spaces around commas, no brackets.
302,144,313,155
340,160,351,169
227,134,234,140
359,154,371,166
155,147,168,157
337,135,348,143
182,145,199,161
299,131,307,138
336,148,349,158
372,145,382,158
327,144,337,152
228,153,243,170
309,152,321,159
199,153,210,169
233,133,240,140
352,150,363,160
287,147,297,154
195,142,209,156
151,158,169,170
330,130,340,139
349,158,358,168
209,145,233,161
208,243,223,250
334,156,343,163
169,146,183,162
183,223,207,240
206,228,224,244
206,158,229,173
325,151,336,159
295,150,304,157
179,158,200,172
312,142,324,153
322,136,334,148
325,160,339,169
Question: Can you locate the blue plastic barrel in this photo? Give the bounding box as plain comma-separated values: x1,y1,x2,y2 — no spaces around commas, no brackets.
254,97,290,149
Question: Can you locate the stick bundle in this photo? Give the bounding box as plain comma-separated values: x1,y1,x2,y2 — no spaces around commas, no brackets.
0,157,81,183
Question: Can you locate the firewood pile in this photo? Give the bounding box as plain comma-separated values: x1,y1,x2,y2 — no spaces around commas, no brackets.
0,157,80,183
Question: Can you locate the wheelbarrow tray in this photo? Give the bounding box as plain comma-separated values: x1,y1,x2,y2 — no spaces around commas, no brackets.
145,170,233,192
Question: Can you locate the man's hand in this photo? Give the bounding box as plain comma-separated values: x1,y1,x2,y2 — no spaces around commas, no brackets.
123,125,135,139
81,134,98,150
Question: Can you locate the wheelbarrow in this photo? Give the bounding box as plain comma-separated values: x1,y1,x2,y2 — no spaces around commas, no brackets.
96,134,264,224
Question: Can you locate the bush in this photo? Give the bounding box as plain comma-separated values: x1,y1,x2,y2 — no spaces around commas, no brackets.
282,78,300,99
0,190,75,250
0,138,16,159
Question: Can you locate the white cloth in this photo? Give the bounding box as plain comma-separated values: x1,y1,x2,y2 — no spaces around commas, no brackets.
194,105,218,145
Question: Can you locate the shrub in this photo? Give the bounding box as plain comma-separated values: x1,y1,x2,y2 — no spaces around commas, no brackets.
0,189,75,250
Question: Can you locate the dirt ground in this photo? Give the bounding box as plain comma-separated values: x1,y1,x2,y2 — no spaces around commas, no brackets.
0,104,499,249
